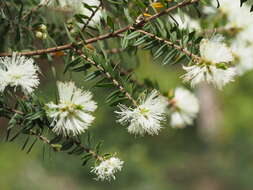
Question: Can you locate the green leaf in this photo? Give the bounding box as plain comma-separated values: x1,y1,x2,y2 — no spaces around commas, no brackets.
64,57,83,73
84,70,102,81
61,141,74,151
107,16,114,31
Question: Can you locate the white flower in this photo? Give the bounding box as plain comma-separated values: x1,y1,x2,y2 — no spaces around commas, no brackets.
115,90,168,136
236,25,253,45
182,65,237,90
199,35,233,64
169,87,199,128
41,0,102,25
0,53,40,94
46,81,97,136
232,41,253,75
170,14,201,32
204,0,253,29
40,0,48,6
91,157,124,181
182,35,237,89
74,0,102,26
40,0,68,7
218,0,253,29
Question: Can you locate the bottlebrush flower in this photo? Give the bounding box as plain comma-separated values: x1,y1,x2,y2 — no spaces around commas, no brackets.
169,87,199,128
46,81,97,136
91,157,124,181
115,90,168,136
182,35,237,89
0,53,40,94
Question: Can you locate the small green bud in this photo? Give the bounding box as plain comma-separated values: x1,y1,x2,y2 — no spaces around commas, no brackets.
39,24,47,32
70,28,77,35
35,31,43,39
42,33,48,40
216,62,228,70
51,144,62,152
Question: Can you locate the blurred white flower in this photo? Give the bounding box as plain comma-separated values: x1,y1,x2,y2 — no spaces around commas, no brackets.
204,0,253,40
182,35,237,89
40,0,70,7
182,65,237,90
237,24,253,44
91,157,124,181
74,0,102,25
170,14,201,32
218,0,253,29
0,53,40,94
199,35,233,64
169,87,199,128
40,0,102,25
232,41,253,75
40,0,51,6
46,81,97,136
115,90,168,136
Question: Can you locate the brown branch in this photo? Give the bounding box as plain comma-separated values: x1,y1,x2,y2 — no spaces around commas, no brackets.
132,27,201,61
3,105,103,160
30,130,103,161
0,0,200,57
80,54,138,107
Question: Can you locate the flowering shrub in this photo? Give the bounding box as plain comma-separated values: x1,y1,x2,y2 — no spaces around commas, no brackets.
0,0,252,182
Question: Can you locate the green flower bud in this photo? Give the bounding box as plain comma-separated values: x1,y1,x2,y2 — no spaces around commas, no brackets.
42,33,48,40
35,31,43,39
39,24,47,32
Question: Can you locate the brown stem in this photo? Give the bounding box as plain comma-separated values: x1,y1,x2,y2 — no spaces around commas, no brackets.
30,130,103,161
80,54,138,107
4,105,103,161
132,28,201,61
0,0,200,57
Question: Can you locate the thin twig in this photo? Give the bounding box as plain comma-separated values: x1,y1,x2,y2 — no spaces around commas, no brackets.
80,54,138,107
3,105,103,161
0,0,200,57
132,27,201,61
30,130,103,161
81,1,102,32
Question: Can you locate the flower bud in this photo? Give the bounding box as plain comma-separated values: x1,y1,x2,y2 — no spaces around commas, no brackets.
42,33,48,40
35,31,43,39
39,24,47,32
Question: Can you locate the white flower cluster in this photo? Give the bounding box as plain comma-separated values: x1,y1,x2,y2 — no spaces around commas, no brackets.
182,35,237,90
206,0,253,75
115,90,168,136
46,81,97,136
169,87,199,128
40,0,102,25
115,88,200,133
170,14,201,32
0,53,40,94
91,157,124,181
3,0,249,182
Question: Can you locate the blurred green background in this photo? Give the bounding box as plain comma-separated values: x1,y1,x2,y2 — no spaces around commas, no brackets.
1,51,253,190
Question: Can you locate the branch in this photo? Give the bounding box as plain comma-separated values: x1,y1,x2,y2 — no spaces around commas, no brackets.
132,27,201,61
80,54,138,107
30,130,103,161
0,0,200,57
2,104,103,161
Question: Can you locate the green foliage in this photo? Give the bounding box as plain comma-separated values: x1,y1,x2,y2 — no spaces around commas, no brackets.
2,0,252,186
